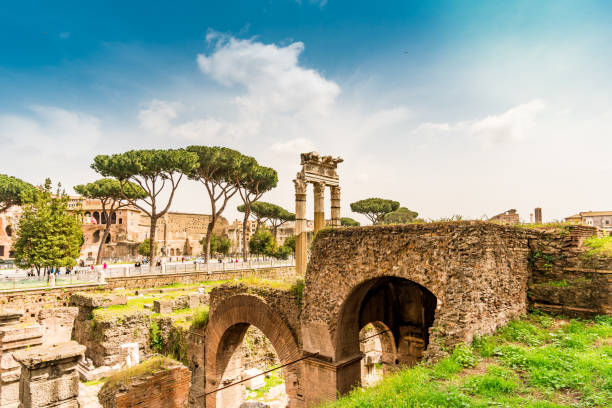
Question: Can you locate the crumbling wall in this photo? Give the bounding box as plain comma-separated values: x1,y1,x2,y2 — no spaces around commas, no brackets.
527,225,611,316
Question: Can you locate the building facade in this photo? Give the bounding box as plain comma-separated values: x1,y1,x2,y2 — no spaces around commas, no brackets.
565,211,612,235
0,207,21,260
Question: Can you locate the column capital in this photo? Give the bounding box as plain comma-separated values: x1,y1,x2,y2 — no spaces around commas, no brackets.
293,177,308,195
313,182,325,196
330,185,341,200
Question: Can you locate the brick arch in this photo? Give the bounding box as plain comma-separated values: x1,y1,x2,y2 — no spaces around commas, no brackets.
205,294,304,408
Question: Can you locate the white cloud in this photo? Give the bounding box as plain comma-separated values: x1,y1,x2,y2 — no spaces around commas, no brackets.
0,106,102,185
417,100,547,145
197,34,340,116
271,137,316,153
138,99,180,134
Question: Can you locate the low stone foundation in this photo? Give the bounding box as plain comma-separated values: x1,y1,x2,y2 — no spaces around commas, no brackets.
13,341,85,408
98,359,191,408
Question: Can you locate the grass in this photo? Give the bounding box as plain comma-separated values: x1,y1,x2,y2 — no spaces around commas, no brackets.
99,356,176,394
582,235,612,258
515,222,574,232
191,306,210,329
324,312,612,408
247,370,285,401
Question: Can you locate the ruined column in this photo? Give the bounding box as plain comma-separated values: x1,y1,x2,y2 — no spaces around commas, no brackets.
0,310,43,408
313,182,325,234
294,178,308,276
535,207,542,224
330,185,341,228
13,341,84,408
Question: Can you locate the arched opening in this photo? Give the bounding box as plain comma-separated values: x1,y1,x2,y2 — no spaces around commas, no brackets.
105,234,112,244
205,295,303,408
93,212,100,225
101,212,107,225
335,276,437,392
359,321,396,387
118,218,123,225
5,225,12,237
92,230,101,243
111,213,117,224
215,325,287,408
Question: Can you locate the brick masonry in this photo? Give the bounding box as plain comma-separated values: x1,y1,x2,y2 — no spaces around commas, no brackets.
98,364,191,408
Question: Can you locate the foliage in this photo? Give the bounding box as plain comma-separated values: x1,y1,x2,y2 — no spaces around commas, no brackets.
340,217,360,227
326,313,612,408
249,229,275,256
75,178,147,263
149,321,163,352
91,148,199,265
0,174,34,212
582,235,612,258
283,235,296,252
13,180,83,272
273,244,293,260
238,201,295,237
137,239,158,258
350,198,400,225
205,233,231,256
382,207,419,224
233,155,278,260
186,146,242,262
191,306,210,329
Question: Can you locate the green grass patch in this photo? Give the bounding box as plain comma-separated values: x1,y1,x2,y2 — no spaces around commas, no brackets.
583,235,612,258
324,313,612,408
191,306,209,329
247,371,285,401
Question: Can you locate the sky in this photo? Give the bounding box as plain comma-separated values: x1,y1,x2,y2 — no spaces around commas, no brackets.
1,0,612,224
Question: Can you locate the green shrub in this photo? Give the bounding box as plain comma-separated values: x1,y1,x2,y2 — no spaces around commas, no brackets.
192,306,209,329
149,321,163,352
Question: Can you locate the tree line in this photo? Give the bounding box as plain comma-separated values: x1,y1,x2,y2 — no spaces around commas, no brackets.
0,146,296,272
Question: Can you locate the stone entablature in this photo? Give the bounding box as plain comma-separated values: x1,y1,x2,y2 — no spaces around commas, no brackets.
293,152,343,276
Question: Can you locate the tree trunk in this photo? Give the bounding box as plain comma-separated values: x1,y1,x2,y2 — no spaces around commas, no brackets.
149,217,157,268
96,219,112,265
272,225,278,242
204,220,214,263
242,208,249,261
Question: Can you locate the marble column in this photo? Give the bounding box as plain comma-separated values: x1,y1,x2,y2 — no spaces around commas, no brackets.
330,185,341,228
294,178,308,276
313,183,325,235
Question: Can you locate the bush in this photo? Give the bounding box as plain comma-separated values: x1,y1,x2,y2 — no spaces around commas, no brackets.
192,306,209,329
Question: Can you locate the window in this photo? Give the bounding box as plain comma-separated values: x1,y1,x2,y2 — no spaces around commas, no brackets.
0,246,4,257
606,220,610,225
119,218,123,224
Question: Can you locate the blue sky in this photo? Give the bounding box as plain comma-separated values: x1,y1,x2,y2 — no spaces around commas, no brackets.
2,1,612,223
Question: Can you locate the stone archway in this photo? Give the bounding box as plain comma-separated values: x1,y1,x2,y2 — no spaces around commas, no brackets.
334,276,437,393
205,295,304,408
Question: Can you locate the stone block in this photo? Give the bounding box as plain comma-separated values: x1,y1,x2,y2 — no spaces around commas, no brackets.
243,368,265,390
0,311,21,327
189,292,209,309
153,300,173,314
13,341,85,408
70,293,127,308
119,343,139,369
37,307,78,346
173,295,190,310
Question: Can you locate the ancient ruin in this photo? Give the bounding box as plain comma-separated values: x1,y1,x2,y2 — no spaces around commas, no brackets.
293,152,343,275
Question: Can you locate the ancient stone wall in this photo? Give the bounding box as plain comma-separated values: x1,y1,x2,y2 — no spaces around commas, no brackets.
209,284,302,343
0,284,101,323
98,363,191,408
105,266,296,290
302,222,534,360
0,267,295,323
527,225,611,316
